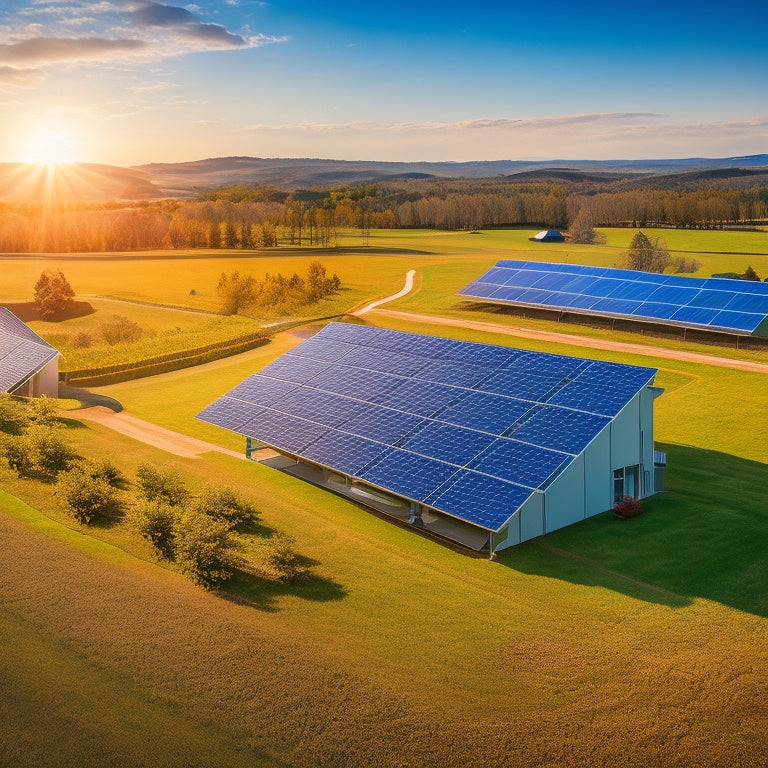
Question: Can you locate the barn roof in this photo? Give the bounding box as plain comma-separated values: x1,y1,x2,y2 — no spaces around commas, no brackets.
197,323,656,532
0,308,59,394
458,260,768,337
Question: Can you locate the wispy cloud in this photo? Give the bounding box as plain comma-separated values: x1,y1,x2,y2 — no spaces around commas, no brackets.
245,113,665,133
0,36,146,64
0,63,43,87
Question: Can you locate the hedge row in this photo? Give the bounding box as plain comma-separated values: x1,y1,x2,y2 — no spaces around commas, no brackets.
62,331,266,379
62,336,269,387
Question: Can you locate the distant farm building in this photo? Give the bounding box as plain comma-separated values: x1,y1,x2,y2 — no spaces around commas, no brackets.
458,260,768,346
198,323,663,555
529,230,566,243
0,307,60,397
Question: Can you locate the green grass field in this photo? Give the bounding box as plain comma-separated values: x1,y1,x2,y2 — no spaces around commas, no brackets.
1,229,767,767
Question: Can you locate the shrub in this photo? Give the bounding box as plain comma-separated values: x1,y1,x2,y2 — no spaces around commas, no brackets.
2,434,35,476
135,461,189,506
670,256,702,274
86,457,124,487
613,495,644,519
0,395,30,435
130,499,177,558
174,507,241,588
72,331,93,349
101,316,143,345
57,466,123,525
194,485,259,527
28,395,61,427
262,532,309,583
32,428,80,477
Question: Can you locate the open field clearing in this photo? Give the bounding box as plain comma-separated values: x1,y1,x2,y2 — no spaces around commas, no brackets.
2,227,767,767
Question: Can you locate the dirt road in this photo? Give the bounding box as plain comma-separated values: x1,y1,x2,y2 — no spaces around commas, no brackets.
373,308,768,374
74,406,253,459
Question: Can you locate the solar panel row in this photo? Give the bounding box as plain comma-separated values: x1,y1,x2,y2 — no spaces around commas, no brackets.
198,323,657,531
458,260,768,335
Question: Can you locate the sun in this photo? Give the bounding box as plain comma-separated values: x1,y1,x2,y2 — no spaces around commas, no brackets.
23,128,80,165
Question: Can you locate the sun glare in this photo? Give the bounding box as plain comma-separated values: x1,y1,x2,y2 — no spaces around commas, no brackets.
23,128,79,166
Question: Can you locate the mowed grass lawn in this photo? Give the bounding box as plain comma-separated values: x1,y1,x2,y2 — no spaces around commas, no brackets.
2,308,766,767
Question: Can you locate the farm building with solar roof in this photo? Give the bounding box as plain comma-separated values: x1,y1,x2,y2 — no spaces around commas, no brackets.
458,260,768,343
198,323,664,554
0,307,60,397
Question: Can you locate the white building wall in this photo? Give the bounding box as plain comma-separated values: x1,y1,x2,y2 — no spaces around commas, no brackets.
543,453,585,533
584,426,612,516
610,396,642,469
35,358,60,397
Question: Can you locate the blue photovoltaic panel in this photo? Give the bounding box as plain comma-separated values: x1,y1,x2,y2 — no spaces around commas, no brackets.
670,306,720,325
371,378,461,417
437,391,534,434
338,404,424,445
268,388,367,428
197,398,267,432
510,405,611,454
300,431,388,476
425,471,533,531
709,310,762,333
198,322,657,532
413,360,489,389
360,448,459,503
469,439,570,489
458,259,768,337
240,409,329,455
399,422,497,466
225,374,299,406
258,355,331,384
475,369,561,401
688,290,736,310
547,380,634,417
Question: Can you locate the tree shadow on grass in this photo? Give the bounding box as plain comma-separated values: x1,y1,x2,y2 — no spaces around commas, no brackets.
218,566,347,613
497,443,768,618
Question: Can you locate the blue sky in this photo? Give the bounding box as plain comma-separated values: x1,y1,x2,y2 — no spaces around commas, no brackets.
0,0,766,165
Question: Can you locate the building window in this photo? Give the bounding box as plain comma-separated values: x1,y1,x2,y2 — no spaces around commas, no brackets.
613,465,640,503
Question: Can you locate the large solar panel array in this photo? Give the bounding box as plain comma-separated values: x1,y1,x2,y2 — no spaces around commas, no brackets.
0,308,59,393
458,260,768,337
198,323,657,533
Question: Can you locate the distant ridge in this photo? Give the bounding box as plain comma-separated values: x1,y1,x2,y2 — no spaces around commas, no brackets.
1,155,766,203
135,154,768,194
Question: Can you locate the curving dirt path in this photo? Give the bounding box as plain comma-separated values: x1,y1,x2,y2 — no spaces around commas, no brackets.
73,406,259,460
354,269,416,316
372,307,768,374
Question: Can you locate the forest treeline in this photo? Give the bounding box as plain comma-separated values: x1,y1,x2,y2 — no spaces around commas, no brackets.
1,175,767,252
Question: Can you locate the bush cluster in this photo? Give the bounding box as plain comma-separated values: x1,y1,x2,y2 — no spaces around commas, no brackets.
0,396,308,590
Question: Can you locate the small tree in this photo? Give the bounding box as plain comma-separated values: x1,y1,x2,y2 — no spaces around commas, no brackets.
569,208,598,244
135,462,189,506
262,532,309,583
194,485,259,527
57,466,122,525
33,270,75,320
174,506,241,588
622,231,670,273
742,265,761,281
131,499,177,558
217,270,256,315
